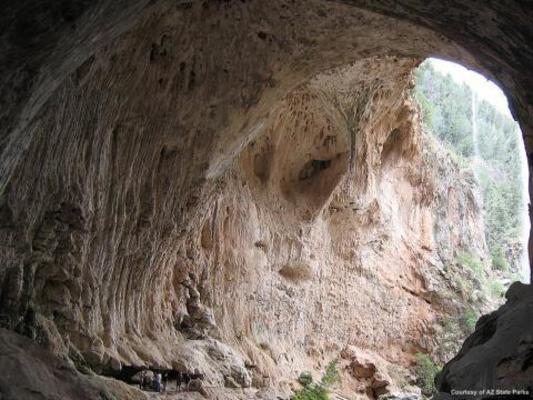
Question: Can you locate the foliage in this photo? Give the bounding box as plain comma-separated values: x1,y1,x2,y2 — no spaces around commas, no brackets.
489,281,505,298
298,372,313,387
320,360,340,387
455,251,484,279
461,308,479,332
455,276,473,297
414,352,441,396
414,63,474,158
491,246,509,272
414,60,526,281
292,384,328,400
292,361,340,400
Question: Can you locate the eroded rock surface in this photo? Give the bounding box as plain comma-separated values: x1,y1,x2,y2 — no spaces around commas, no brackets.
1,0,533,399
437,282,533,396
0,53,492,398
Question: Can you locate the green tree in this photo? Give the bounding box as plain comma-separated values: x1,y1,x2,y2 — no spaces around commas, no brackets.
292,361,340,400
414,352,441,396
414,60,526,278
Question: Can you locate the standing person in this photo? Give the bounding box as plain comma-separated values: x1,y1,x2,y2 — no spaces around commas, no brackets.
139,370,146,389
162,372,168,393
154,372,162,392
176,371,183,391
182,371,191,390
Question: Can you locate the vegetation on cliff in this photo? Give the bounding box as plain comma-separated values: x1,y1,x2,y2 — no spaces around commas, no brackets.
411,59,527,397
414,352,441,396
414,60,526,283
293,361,340,400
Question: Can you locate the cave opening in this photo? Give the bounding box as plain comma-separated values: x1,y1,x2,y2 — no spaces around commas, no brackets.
406,57,530,392
2,1,533,400
415,57,530,285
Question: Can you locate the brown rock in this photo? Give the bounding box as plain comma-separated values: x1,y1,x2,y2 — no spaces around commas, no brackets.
189,378,208,397
371,373,390,389
371,373,391,397
0,1,533,399
352,360,377,379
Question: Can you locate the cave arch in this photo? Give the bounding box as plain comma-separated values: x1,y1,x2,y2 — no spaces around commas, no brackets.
1,0,533,397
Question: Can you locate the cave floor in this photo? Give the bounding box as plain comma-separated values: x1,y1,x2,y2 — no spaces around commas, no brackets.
136,383,262,400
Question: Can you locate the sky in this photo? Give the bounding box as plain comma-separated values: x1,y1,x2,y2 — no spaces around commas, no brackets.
428,57,512,118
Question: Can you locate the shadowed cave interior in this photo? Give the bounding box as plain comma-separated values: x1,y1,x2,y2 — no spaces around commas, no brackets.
1,1,533,399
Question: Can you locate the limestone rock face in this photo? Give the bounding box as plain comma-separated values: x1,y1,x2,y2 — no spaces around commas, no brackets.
437,282,533,394
0,0,467,376
1,0,533,399
0,52,489,398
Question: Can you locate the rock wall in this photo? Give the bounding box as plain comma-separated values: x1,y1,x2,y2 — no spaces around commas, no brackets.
437,282,533,395
1,0,532,398
173,59,490,394
0,46,490,399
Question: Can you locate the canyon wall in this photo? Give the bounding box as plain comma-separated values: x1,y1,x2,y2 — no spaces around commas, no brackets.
173,59,493,395
1,1,533,399
0,48,490,399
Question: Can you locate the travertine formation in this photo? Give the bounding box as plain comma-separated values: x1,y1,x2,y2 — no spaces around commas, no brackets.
1,1,533,399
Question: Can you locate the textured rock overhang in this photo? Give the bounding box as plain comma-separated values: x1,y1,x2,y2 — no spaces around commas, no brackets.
1,0,533,388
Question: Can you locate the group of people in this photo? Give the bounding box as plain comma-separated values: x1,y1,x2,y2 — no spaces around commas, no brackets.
137,368,204,393
139,370,166,392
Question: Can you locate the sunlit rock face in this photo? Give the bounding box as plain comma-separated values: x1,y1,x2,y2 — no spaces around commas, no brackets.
1,0,533,399
194,58,490,394
0,54,487,397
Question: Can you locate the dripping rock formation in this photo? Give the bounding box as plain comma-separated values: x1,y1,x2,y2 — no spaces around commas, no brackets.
1,1,533,399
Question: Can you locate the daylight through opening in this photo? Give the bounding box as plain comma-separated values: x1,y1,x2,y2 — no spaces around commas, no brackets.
408,57,531,392
415,58,530,285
